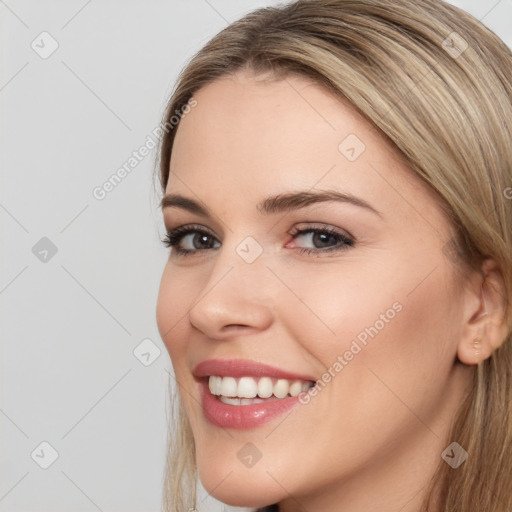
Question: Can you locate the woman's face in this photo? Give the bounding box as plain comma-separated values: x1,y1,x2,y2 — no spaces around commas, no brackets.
156,70,472,509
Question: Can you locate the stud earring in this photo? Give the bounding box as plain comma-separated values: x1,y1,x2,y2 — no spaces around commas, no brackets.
473,336,481,359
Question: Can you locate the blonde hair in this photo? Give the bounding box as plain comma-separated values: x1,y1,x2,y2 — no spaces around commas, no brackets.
157,1,512,510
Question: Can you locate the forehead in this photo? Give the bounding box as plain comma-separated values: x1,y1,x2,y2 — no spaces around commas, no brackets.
167,69,447,234
171,70,385,165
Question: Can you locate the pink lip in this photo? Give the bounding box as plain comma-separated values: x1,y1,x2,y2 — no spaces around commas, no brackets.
193,358,316,381
199,380,303,429
193,359,316,430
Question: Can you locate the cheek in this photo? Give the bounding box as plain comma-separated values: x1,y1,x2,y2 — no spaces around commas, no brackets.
156,264,197,360
279,257,460,402
275,260,403,365
156,265,204,424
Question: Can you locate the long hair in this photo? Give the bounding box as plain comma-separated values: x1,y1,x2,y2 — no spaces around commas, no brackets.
156,1,512,510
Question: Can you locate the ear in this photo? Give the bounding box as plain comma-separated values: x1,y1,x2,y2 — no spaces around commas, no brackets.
457,259,509,365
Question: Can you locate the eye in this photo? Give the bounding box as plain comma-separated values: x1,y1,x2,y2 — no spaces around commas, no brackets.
286,224,355,255
161,223,355,257
161,224,220,256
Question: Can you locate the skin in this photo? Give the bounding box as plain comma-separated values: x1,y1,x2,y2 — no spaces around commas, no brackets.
156,69,507,511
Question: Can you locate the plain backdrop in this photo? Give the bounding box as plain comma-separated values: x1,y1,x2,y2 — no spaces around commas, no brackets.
1,1,511,511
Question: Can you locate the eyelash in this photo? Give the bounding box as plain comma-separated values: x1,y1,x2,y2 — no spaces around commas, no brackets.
161,224,219,256
161,223,355,257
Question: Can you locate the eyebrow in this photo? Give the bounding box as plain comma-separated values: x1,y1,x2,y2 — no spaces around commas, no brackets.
160,189,382,217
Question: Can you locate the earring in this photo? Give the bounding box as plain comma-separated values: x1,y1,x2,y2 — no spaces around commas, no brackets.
473,336,481,360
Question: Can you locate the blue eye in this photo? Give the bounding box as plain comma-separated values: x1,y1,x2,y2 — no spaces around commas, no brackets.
161,223,355,257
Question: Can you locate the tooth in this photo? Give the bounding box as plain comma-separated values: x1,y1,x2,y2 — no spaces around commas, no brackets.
257,377,273,398
238,377,258,398
240,398,265,405
273,379,290,398
210,374,314,400
216,376,224,395
220,376,237,397
289,380,303,397
210,376,223,395
220,396,241,405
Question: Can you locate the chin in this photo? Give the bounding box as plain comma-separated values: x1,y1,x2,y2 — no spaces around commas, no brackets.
197,460,284,508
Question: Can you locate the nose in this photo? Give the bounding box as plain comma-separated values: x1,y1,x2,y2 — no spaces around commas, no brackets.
187,251,274,340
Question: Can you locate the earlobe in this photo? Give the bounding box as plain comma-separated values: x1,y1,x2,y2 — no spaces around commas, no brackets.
457,330,490,366
457,259,509,366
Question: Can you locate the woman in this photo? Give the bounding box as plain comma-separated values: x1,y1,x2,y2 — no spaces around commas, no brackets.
155,1,512,510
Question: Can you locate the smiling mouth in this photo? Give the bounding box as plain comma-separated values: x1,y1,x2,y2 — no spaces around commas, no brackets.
208,375,315,405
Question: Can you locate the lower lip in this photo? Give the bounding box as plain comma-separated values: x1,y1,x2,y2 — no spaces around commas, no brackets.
199,380,302,429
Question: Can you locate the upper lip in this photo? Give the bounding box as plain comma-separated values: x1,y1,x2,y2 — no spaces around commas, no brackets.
193,358,316,382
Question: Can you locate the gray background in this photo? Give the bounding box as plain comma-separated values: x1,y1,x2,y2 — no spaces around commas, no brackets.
1,1,510,511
